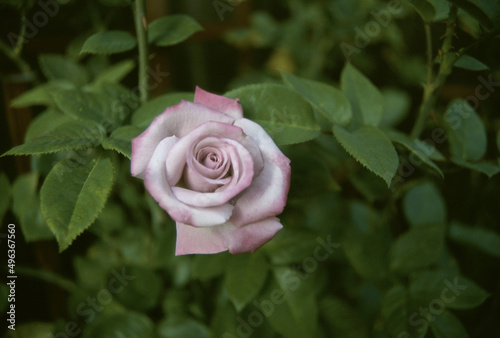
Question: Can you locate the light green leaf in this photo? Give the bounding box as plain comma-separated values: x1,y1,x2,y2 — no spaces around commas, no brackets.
102,125,142,158
2,120,105,156
12,173,53,242
341,63,384,127
11,80,75,108
131,92,194,127
0,173,11,223
226,84,321,145
225,252,269,312
431,311,469,338
454,54,489,71
333,125,398,186
403,181,446,227
452,158,500,178
39,54,89,87
390,224,445,273
40,152,115,251
81,31,137,55
280,71,352,126
405,0,437,22
387,130,444,178
24,109,73,142
443,99,487,161
449,221,500,258
148,15,203,47
93,59,136,84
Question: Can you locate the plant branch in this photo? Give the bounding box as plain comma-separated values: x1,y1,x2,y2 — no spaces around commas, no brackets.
133,0,150,104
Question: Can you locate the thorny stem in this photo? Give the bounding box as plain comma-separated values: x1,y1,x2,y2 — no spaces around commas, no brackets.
133,0,150,104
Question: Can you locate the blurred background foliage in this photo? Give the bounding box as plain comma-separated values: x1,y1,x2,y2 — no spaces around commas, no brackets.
1,0,500,337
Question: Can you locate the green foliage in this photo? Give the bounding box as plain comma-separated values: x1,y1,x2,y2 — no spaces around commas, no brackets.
148,15,203,47
81,31,137,55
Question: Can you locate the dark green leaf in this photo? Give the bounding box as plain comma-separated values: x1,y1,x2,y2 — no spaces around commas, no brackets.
81,31,137,55
341,63,384,127
320,296,369,338
12,173,53,242
225,252,269,312
93,59,136,84
443,99,487,162
449,0,494,29
333,125,398,186
149,15,203,47
226,84,321,145
113,266,162,311
452,158,500,178
405,0,437,22
40,152,115,251
131,92,194,127
82,311,154,338
191,253,229,281
24,109,73,142
454,54,489,70
158,317,210,338
280,71,352,126
39,54,89,87
379,88,411,128
449,221,500,258
3,120,105,156
387,130,444,178
403,181,446,227
390,224,445,273
0,173,11,223
102,125,142,158
430,311,469,338
381,285,409,337
11,80,75,108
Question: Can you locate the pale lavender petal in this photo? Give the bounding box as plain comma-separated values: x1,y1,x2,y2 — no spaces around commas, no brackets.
131,100,233,178
194,86,243,119
231,118,291,226
144,137,233,227
225,217,283,254
175,222,227,255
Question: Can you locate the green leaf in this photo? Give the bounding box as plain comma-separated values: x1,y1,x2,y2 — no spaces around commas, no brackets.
225,252,269,312
443,99,487,162
449,221,500,258
81,31,137,55
93,59,136,84
102,125,142,158
82,311,155,338
191,253,228,281
454,54,489,71
379,88,411,128
12,173,53,242
226,84,321,145
333,125,398,186
452,158,500,178
40,152,115,251
0,173,11,223
320,296,369,338
340,63,384,127
158,318,210,338
430,311,469,338
403,181,446,227
113,266,162,312
280,71,352,126
131,92,194,127
10,80,75,108
450,0,494,29
386,130,444,178
7,322,55,338
390,224,445,273
405,0,437,22
24,109,73,142
381,285,409,337
2,120,105,156
39,54,89,87
148,15,203,47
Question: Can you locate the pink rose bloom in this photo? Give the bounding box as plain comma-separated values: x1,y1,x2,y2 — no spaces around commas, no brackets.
131,87,291,255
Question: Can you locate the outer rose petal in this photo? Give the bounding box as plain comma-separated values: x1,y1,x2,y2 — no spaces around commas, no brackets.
231,118,291,226
175,218,283,255
144,137,233,227
131,100,234,178
194,86,243,119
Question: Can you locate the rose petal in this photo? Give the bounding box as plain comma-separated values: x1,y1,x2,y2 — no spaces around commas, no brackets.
175,217,283,255
231,118,291,226
194,86,243,119
144,137,233,227
131,100,234,178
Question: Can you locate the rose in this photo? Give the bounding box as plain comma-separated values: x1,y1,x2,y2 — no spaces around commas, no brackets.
131,87,291,255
